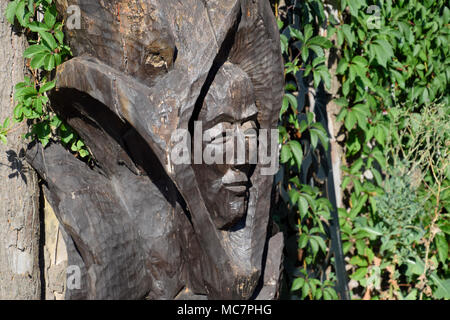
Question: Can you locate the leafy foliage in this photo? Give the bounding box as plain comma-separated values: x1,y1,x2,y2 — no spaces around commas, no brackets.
2,0,90,159
274,0,339,300
274,0,449,300
331,0,450,300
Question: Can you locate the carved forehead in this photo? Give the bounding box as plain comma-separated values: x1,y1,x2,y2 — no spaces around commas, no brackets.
199,62,257,125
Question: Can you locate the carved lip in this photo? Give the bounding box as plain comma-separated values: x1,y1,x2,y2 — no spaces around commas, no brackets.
222,170,249,194
223,183,248,194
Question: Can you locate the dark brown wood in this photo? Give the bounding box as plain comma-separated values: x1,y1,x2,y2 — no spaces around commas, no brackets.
27,0,284,299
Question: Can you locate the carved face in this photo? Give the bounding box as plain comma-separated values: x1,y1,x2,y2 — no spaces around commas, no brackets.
193,62,258,229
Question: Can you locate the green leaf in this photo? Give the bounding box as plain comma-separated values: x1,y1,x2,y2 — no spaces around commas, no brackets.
76,140,85,149
341,24,355,47
350,255,368,267
304,24,313,42
291,278,305,291
344,110,357,131
54,30,64,45
13,103,24,121
285,93,298,112
347,0,363,17
352,56,368,67
0,134,7,145
298,196,309,219
280,144,292,164
288,140,303,170
313,236,327,253
28,21,51,32
33,122,51,147
351,267,368,281
301,282,310,299
334,97,349,107
39,80,56,93
39,31,57,51
30,52,48,70
43,54,55,71
404,289,418,300
289,27,303,41
308,36,332,49
372,39,394,68
336,58,349,74
430,274,450,299
32,98,43,116
2,117,10,129
44,5,57,29
6,0,19,24
50,115,62,128
79,148,89,158
15,86,37,100
359,226,382,237
15,0,27,27
318,67,331,90
435,234,449,264
24,45,49,58
298,233,308,249
310,237,319,257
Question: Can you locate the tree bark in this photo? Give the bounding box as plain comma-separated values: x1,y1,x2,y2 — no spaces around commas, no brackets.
0,1,41,299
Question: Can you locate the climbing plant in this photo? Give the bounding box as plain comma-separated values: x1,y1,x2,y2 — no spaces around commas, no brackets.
331,0,449,300
273,0,449,300
1,0,90,159
273,0,342,300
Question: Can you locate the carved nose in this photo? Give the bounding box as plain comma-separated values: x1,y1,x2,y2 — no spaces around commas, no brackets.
231,163,252,176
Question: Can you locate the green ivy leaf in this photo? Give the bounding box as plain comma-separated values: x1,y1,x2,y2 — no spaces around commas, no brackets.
372,39,394,68
15,0,27,27
350,255,368,267
280,144,292,164
291,277,305,291
351,267,368,281
30,52,47,70
308,36,332,49
44,5,57,29
344,110,357,131
341,24,355,47
28,21,51,32
298,196,309,219
435,233,449,264
6,0,19,25
43,54,55,71
39,31,58,51
288,140,303,170
39,80,56,93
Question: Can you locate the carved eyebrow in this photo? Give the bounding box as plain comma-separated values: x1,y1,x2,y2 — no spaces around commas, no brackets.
202,104,258,130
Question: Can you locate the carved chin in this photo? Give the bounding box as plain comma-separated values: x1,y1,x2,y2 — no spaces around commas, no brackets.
211,185,249,230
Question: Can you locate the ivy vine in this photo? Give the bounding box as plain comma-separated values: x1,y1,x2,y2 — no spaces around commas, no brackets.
1,0,90,159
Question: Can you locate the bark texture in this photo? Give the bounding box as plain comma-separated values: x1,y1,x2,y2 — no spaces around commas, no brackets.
0,1,41,300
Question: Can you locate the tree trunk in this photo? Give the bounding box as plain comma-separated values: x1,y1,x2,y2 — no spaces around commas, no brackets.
0,1,41,299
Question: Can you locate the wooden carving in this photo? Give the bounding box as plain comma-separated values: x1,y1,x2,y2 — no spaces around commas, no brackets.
26,0,284,299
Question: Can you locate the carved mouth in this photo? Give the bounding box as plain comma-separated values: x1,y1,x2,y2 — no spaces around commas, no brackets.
222,170,249,195
223,183,248,194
